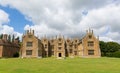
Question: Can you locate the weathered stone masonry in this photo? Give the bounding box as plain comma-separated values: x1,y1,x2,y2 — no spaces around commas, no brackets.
21,29,101,58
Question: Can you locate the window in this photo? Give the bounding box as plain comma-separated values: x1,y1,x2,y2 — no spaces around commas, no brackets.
88,41,94,46
51,40,54,43
74,51,77,55
69,49,72,53
58,38,61,41
58,47,62,50
89,35,92,39
58,43,62,45
44,44,47,48
44,39,46,42
88,50,94,55
28,35,32,38
26,50,32,55
67,40,70,42
74,44,77,48
75,40,77,42
26,42,33,47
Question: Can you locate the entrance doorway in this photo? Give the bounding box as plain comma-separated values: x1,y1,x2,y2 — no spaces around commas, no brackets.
58,53,62,57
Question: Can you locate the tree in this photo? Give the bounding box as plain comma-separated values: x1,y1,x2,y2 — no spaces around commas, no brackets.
99,41,107,56
100,41,120,57
12,35,15,42
15,36,20,43
107,42,120,52
8,35,11,42
15,36,20,41
0,34,3,39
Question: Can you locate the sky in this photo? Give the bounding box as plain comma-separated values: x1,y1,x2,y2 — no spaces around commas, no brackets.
0,0,120,43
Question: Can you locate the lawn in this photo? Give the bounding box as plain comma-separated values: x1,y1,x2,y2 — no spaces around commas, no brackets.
0,57,120,73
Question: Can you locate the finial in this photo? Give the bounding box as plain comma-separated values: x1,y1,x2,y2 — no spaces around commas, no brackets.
33,30,34,35
86,30,88,33
97,36,99,40
92,30,93,34
56,35,57,39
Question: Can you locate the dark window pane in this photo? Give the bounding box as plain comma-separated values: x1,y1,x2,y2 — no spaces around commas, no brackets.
58,47,62,50
74,51,77,55
26,50,32,55
26,42,33,47
88,50,94,55
88,41,94,46
69,49,72,53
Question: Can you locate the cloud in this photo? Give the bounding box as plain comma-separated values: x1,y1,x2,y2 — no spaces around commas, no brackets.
0,9,22,38
1,0,120,43
79,4,120,42
0,9,9,25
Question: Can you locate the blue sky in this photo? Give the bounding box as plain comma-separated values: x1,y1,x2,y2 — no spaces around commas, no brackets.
0,6,32,33
0,0,120,43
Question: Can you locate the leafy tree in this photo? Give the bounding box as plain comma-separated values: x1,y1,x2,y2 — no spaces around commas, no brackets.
112,51,120,58
100,41,120,57
106,42,120,53
0,34,3,39
12,35,15,42
99,41,107,56
8,35,11,42
15,36,20,42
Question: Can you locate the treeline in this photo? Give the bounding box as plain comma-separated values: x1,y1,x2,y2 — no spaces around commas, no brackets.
100,41,120,58
0,34,20,43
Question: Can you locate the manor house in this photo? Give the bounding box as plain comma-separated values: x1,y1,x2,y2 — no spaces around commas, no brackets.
0,34,20,57
21,29,101,58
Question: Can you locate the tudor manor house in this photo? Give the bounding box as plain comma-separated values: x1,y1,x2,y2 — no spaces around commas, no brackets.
21,29,101,58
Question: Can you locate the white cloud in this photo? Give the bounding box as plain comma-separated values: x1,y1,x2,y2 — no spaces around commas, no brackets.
1,0,120,43
0,9,22,39
0,9,9,25
79,4,120,42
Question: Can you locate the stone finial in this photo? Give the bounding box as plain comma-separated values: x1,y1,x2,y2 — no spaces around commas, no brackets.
97,36,99,40
30,28,32,34
32,30,34,35
56,35,57,39
92,30,93,34
86,30,88,33
27,30,29,34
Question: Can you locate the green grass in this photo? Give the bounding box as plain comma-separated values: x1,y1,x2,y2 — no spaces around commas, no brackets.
0,57,120,73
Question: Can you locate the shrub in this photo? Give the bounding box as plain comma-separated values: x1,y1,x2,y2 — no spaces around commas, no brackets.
13,52,19,57
112,51,120,58
106,53,113,57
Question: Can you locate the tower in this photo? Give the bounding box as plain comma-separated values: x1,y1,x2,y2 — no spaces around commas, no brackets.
82,29,101,58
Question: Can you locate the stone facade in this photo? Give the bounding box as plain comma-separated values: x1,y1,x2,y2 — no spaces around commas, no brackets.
55,36,66,59
0,34,20,58
41,37,50,57
21,29,101,58
21,29,43,58
82,29,101,58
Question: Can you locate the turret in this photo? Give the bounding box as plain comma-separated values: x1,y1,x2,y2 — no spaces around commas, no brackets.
25,28,35,35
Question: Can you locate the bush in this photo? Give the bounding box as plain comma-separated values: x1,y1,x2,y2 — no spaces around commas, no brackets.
112,51,120,58
106,51,120,58
106,53,113,57
101,52,105,57
13,52,19,57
